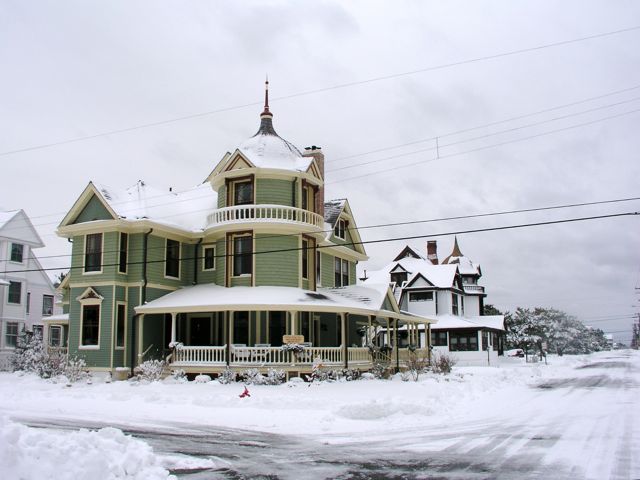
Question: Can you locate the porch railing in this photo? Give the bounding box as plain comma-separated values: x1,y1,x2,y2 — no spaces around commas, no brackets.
169,346,347,367
173,346,227,365
206,204,324,231
347,347,371,365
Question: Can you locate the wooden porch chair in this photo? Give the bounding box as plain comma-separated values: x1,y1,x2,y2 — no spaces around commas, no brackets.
232,344,251,362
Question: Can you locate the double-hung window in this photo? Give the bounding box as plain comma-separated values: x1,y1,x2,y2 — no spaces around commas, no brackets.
115,304,126,349
302,238,309,279
10,243,24,263
334,219,346,240
5,322,19,348
334,258,349,287
42,295,54,316
8,281,21,304
231,178,253,205
452,293,459,316
84,233,102,272
165,239,180,278
81,304,100,347
409,291,433,302
203,245,216,271
233,234,252,276
118,233,128,274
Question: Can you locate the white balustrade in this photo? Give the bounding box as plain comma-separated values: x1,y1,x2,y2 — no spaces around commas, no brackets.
173,346,226,365
347,347,370,364
206,204,324,230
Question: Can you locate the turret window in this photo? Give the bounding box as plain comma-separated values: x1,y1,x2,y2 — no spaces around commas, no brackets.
230,178,254,206
165,239,180,278
233,234,253,276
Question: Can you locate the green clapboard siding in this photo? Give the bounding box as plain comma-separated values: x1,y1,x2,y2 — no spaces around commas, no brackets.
68,285,113,368
145,235,182,287
320,252,334,287
72,195,114,224
218,185,227,209
254,234,299,287
256,178,294,206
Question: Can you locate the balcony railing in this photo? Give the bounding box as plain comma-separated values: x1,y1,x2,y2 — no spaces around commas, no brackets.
206,204,325,231
463,285,485,293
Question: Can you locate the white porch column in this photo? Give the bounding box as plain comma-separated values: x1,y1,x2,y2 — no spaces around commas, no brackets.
170,312,177,345
340,313,347,367
137,314,145,366
290,311,298,336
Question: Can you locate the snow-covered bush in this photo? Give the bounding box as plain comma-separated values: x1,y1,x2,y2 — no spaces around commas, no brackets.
264,368,286,385
135,359,166,382
194,374,211,383
217,367,237,384
404,349,430,381
171,369,187,383
9,330,46,373
431,352,456,374
64,356,90,383
370,361,391,379
241,368,266,385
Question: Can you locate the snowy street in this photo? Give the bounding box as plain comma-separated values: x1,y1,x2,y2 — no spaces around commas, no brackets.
1,351,638,479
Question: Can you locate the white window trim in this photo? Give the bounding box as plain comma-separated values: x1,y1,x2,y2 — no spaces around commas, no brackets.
42,294,54,316
231,233,253,278
115,301,127,350
6,280,22,305
8,243,25,264
49,325,63,347
202,244,216,271
164,238,181,280
4,321,21,349
334,219,346,240
78,293,102,350
408,290,434,302
82,233,104,275
118,232,129,275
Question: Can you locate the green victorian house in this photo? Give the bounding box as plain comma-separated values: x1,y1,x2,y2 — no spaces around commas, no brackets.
56,84,433,375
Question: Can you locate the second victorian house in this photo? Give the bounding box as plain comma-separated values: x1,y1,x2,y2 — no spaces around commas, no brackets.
56,83,433,376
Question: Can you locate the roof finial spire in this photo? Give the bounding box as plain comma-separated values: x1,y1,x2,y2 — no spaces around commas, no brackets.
261,76,272,117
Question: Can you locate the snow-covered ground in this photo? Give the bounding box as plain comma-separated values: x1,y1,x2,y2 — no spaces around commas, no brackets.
0,350,638,479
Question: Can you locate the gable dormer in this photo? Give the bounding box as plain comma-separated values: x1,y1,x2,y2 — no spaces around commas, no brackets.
58,182,118,229
389,264,409,285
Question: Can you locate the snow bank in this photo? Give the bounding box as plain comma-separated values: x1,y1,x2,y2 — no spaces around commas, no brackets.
0,417,174,480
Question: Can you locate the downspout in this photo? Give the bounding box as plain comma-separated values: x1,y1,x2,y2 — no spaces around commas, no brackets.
193,239,203,285
142,229,153,304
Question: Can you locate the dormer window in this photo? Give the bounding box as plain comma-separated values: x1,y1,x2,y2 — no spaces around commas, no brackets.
390,272,407,285
334,219,346,240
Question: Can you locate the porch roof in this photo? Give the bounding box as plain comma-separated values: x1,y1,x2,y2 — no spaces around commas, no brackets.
427,314,505,331
135,283,434,323
42,313,69,324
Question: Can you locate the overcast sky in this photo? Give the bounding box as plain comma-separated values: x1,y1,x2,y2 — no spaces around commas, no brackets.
1,1,639,343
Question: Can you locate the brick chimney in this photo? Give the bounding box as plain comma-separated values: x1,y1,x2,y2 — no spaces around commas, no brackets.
427,241,438,265
303,145,324,217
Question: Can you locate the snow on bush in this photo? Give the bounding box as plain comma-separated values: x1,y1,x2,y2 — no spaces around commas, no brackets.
0,417,174,480
135,360,166,382
430,352,456,374
217,367,236,384
194,374,211,383
240,368,286,385
65,355,90,383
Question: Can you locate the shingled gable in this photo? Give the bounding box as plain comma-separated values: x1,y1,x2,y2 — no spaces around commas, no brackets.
58,182,118,228
323,198,366,257
393,245,423,262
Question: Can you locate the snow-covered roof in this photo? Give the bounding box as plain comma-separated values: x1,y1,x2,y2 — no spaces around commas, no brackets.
93,181,218,232
0,279,10,286
0,210,19,229
365,257,459,289
237,113,312,172
324,199,346,226
135,283,432,323
43,313,69,323
441,237,481,276
429,314,504,331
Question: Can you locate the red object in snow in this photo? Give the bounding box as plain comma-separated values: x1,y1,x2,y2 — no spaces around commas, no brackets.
239,386,251,398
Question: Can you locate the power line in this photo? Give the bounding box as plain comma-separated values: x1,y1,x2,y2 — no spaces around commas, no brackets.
4,83,640,232
326,107,640,185
1,25,639,157
326,96,640,173
2,211,637,275
329,84,640,164
3,195,639,264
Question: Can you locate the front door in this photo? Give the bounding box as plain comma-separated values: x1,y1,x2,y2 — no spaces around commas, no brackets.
189,317,211,345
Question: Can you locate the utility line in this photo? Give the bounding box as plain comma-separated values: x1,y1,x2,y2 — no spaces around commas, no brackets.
3,196,638,263
2,211,637,275
326,107,640,185
5,84,640,230
326,96,640,173
1,25,638,157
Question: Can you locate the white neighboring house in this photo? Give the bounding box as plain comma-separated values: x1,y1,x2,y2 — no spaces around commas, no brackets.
363,239,505,366
0,210,60,369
